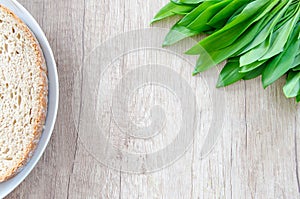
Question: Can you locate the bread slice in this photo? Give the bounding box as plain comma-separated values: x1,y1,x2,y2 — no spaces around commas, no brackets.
0,5,48,182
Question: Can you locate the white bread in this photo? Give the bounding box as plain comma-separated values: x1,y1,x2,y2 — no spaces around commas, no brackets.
0,5,48,182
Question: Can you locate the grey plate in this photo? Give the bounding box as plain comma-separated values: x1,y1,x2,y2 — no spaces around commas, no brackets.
0,0,59,198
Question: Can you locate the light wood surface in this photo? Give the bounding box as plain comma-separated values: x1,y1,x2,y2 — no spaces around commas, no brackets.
6,0,300,198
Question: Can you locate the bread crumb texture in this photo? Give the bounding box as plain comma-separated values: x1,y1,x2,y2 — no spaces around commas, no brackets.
0,5,48,182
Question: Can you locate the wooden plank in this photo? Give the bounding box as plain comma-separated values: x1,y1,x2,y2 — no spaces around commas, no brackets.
6,0,300,198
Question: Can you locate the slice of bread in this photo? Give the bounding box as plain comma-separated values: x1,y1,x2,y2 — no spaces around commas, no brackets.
0,5,48,182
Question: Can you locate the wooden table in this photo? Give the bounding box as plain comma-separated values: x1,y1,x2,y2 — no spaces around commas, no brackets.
7,0,300,198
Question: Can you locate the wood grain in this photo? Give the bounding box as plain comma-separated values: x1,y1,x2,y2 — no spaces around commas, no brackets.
6,0,300,198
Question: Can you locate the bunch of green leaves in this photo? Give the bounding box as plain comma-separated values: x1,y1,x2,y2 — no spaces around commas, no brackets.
152,0,300,102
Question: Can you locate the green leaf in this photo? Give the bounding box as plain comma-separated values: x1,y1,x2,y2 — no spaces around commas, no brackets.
296,94,300,102
259,10,300,60
192,17,266,74
151,2,196,23
283,71,300,98
216,59,245,87
237,0,290,56
163,24,199,46
275,2,299,30
262,24,300,88
187,0,231,30
217,0,271,31
187,0,279,54
171,0,204,4
178,1,215,26
239,35,271,66
293,65,300,71
239,60,267,73
163,0,227,46
291,54,300,69
207,0,251,29
243,64,265,80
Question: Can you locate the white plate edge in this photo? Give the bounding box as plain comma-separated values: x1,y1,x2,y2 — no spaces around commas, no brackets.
0,0,59,198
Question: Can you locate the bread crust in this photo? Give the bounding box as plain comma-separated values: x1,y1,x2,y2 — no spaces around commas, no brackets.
0,5,48,182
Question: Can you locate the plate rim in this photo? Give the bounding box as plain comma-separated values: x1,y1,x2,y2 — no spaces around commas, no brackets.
0,0,59,197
